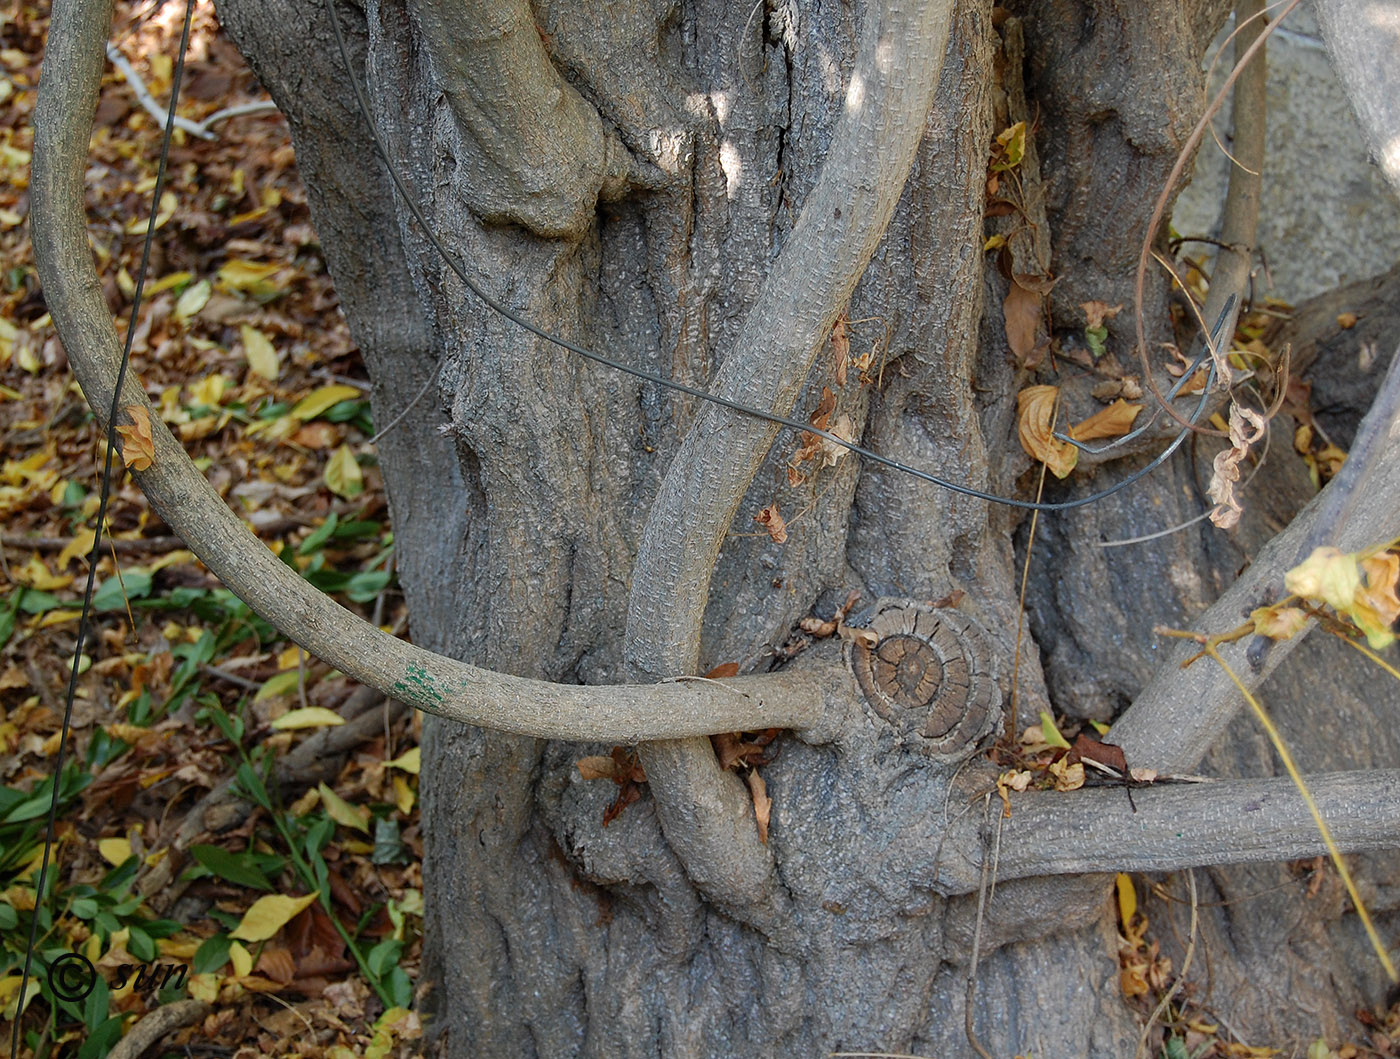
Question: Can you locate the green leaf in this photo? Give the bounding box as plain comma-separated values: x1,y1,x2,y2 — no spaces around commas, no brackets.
194,933,233,974
1039,710,1071,750
298,512,340,556
91,570,153,612
366,938,403,978
127,924,156,962
1085,325,1108,358
188,844,275,891
346,570,392,603
18,590,65,614
70,897,98,919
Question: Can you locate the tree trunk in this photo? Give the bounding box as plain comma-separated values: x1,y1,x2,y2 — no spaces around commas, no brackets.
197,0,1400,1052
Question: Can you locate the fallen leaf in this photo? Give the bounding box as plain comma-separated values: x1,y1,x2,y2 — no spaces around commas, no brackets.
292,384,362,421
1068,733,1127,775
172,278,212,322
704,662,740,679
1049,757,1085,791
241,324,280,380
271,707,346,730
1016,386,1077,478
1003,277,1043,367
1081,300,1124,330
576,756,617,781
115,405,155,471
1039,709,1071,750
816,413,855,468
746,769,771,844
231,892,321,942
1207,403,1266,528
1337,312,1357,330
98,837,132,866
831,313,850,387
1068,399,1142,443
996,769,1032,817
325,445,364,500
317,782,370,833
1116,872,1137,927
755,504,788,544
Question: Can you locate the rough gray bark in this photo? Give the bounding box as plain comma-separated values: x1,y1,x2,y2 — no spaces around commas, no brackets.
32,0,1400,1053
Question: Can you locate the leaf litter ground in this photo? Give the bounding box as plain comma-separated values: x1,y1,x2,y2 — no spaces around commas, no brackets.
2,1,421,1055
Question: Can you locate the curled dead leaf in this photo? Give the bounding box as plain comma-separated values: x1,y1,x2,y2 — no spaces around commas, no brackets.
1250,603,1309,641
1080,300,1124,330
115,405,155,471
1048,758,1085,792
746,769,772,844
831,313,850,387
1068,399,1142,443
1016,385,1078,478
1207,403,1266,529
755,504,788,544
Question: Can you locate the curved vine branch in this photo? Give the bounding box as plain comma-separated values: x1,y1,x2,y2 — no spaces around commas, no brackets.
624,0,957,910
29,0,825,745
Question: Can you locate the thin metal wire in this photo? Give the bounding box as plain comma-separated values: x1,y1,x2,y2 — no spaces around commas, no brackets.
10,0,197,1047
324,0,1230,515
1053,295,1234,456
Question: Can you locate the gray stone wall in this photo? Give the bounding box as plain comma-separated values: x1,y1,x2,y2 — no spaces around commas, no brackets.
1172,0,1400,303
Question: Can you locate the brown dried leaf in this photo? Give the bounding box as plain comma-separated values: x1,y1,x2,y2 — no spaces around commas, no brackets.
755,504,788,544
704,662,740,679
1003,278,1043,366
799,615,838,638
1068,733,1127,776
116,405,155,471
831,313,850,388
1016,385,1078,478
816,413,855,468
1080,300,1123,330
1048,758,1085,792
746,769,772,844
1068,399,1142,442
576,756,619,781
809,386,836,432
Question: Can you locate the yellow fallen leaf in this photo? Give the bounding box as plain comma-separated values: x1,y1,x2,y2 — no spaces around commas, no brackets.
270,707,345,730
230,892,320,942
1017,385,1077,478
386,747,420,774
57,528,97,569
292,384,361,421
393,774,415,815
1116,872,1137,926
218,258,283,291
188,373,228,407
1068,399,1141,442
229,941,253,977
115,405,155,471
240,325,280,381
317,782,370,833
172,278,212,322
325,444,364,499
98,837,132,866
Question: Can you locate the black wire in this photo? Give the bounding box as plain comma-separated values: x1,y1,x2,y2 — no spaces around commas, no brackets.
323,0,1231,514
10,1,197,1049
